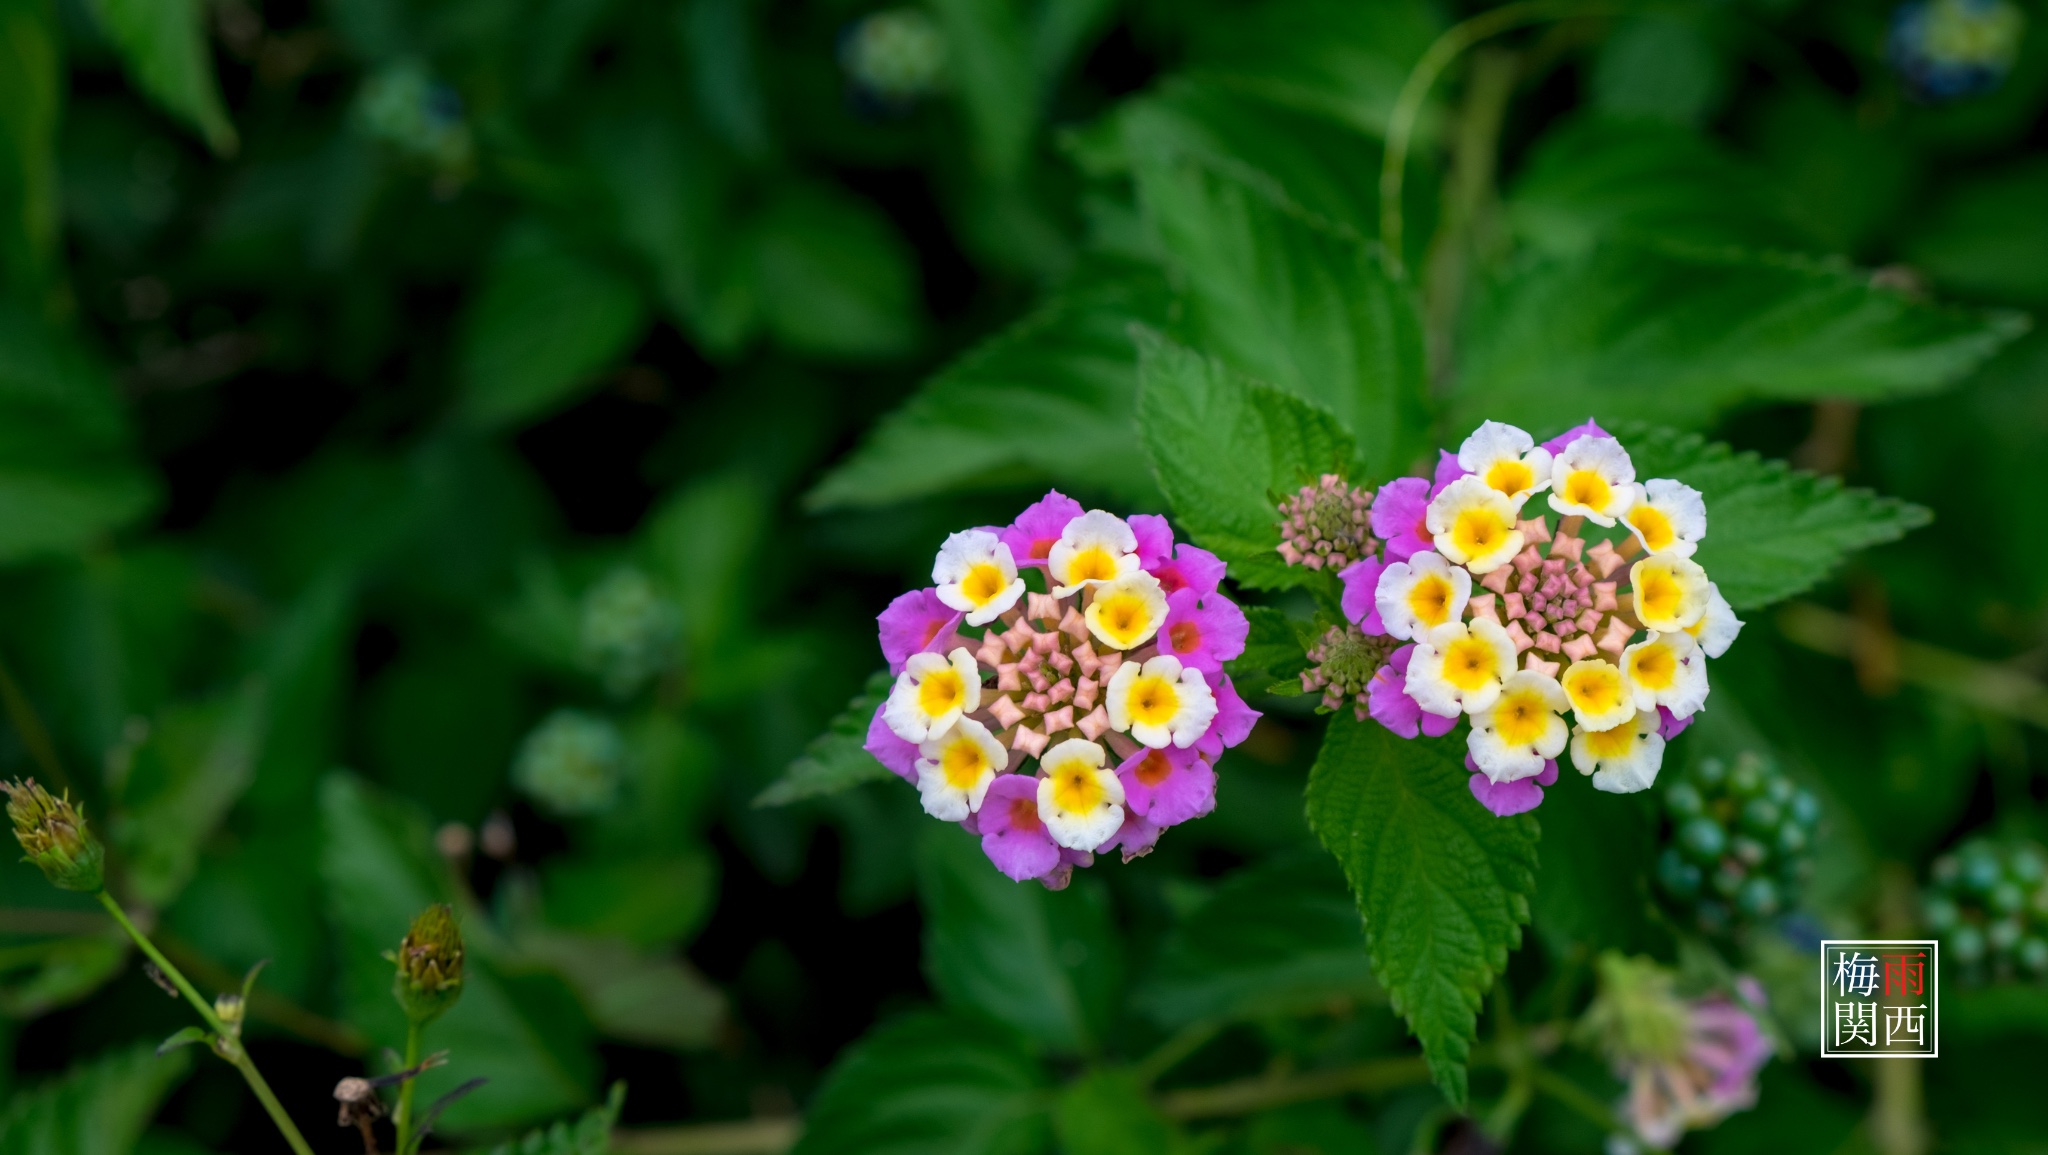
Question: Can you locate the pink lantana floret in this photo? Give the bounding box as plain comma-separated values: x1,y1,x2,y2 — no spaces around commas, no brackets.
1000,490,1086,568
1116,744,1217,827
1149,542,1227,600
1338,556,1387,635
1370,476,1434,563
1194,672,1261,760
1158,588,1250,674
864,701,920,782
1541,418,1611,458
877,588,964,672
1366,644,1459,740
1467,755,1558,817
976,774,1062,882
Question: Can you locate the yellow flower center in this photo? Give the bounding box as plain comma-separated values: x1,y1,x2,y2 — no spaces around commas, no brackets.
1092,592,1155,648
1452,508,1508,558
1628,504,1674,552
1048,761,1105,814
1562,470,1610,511
960,562,1008,605
941,736,989,788
1629,644,1676,691
1493,690,1551,746
918,669,964,715
1064,547,1119,585
1408,574,1453,628
1582,725,1637,761
1637,567,1681,622
1484,459,1535,496
1565,665,1624,715
1442,636,1500,691
1127,674,1181,726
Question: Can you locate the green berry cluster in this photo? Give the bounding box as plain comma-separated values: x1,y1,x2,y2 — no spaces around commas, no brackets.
1923,839,2048,983
1655,752,1819,935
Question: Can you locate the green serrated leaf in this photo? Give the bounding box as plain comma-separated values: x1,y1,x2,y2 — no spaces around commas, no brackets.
84,0,236,155
464,1083,625,1155
456,224,650,430
745,184,923,362
1136,852,1380,1028
1179,0,1442,137
791,1012,1049,1155
112,680,266,909
806,272,1171,511
917,822,1121,1056
1134,330,1354,586
1620,423,1932,610
1304,718,1539,1107
1450,243,2029,436
755,671,896,807
0,1041,193,1155
1134,151,1430,479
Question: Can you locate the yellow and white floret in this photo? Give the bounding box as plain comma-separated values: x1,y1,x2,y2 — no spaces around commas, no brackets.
1569,709,1666,794
1426,475,1526,574
1623,631,1710,719
932,529,1026,625
1468,671,1571,782
1622,478,1707,558
1085,570,1169,651
1684,581,1744,658
1560,657,1636,733
1629,554,1712,633
1375,550,1473,641
884,646,982,742
1547,436,1638,526
1406,617,1518,717
1048,510,1140,595
1457,420,1553,503
1106,654,1218,749
1036,739,1125,851
914,718,1006,821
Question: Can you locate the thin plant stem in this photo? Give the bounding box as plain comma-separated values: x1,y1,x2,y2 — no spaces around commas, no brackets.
99,891,318,1155
396,1018,425,1154
1379,0,1617,271
1134,1020,1222,1088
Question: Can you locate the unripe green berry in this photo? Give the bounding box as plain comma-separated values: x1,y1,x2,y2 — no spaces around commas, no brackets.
1657,849,1702,900
1739,797,1780,835
1665,783,1704,819
1680,817,1726,863
1736,876,1780,919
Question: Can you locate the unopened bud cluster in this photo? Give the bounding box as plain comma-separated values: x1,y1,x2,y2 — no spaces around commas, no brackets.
392,903,465,1025
1276,474,1376,570
580,566,681,696
1924,838,2048,983
513,709,628,816
1655,753,1818,935
1300,625,1394,720
1,779,104,893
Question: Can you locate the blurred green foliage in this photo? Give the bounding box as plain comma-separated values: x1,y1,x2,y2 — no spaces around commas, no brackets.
0,0,2042,1152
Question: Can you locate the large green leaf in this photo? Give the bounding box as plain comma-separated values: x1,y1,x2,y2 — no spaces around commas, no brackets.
0,0,59,298
1134,151,1430,479
746,184,923,361
1179,0,1442,137
917,822,1121,1056
1136,853,1380,1028
806,272,1171,510
464,1083,625,1155
1304,717,1540,1107
1052,1070,1179,1155
1449,243,2028,435
1507,115,1814,257
0,308,159,561
110,680,265,909
84,0,235,154
456,224,650,429
1902,158,2048,307
1622,424,1932,610
792,1012,1049,1155
318,775,597,1131
1134,331,1353,587
0,1042,192,1155
755,671,895,807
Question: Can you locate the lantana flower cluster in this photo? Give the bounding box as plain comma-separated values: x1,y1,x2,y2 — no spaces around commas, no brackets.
1302,420,1743,816
866,493,1259,888
1888,0,2026,100
1581,953,1773,1151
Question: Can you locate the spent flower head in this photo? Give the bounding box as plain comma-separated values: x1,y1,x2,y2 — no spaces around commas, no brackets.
391,903,465,1025
1,779,104,892
872,492,1259,886
1582,953,1772,1150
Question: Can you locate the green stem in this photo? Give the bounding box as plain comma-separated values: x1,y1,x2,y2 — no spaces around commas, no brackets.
1379,0,1617,270
98,892,317,1155
396,1018,424,1154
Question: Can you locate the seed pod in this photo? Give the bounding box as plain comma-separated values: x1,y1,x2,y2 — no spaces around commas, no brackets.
1,779,105,893
391,903,465,1025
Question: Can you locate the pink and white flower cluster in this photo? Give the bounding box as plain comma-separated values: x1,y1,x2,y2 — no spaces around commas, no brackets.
866,492,1259,888
1310,420,1743,816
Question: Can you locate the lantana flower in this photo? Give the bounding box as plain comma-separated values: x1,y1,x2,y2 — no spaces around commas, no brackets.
1326,419,1744,816
871,494,1259,885
1581,954,1772,1150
